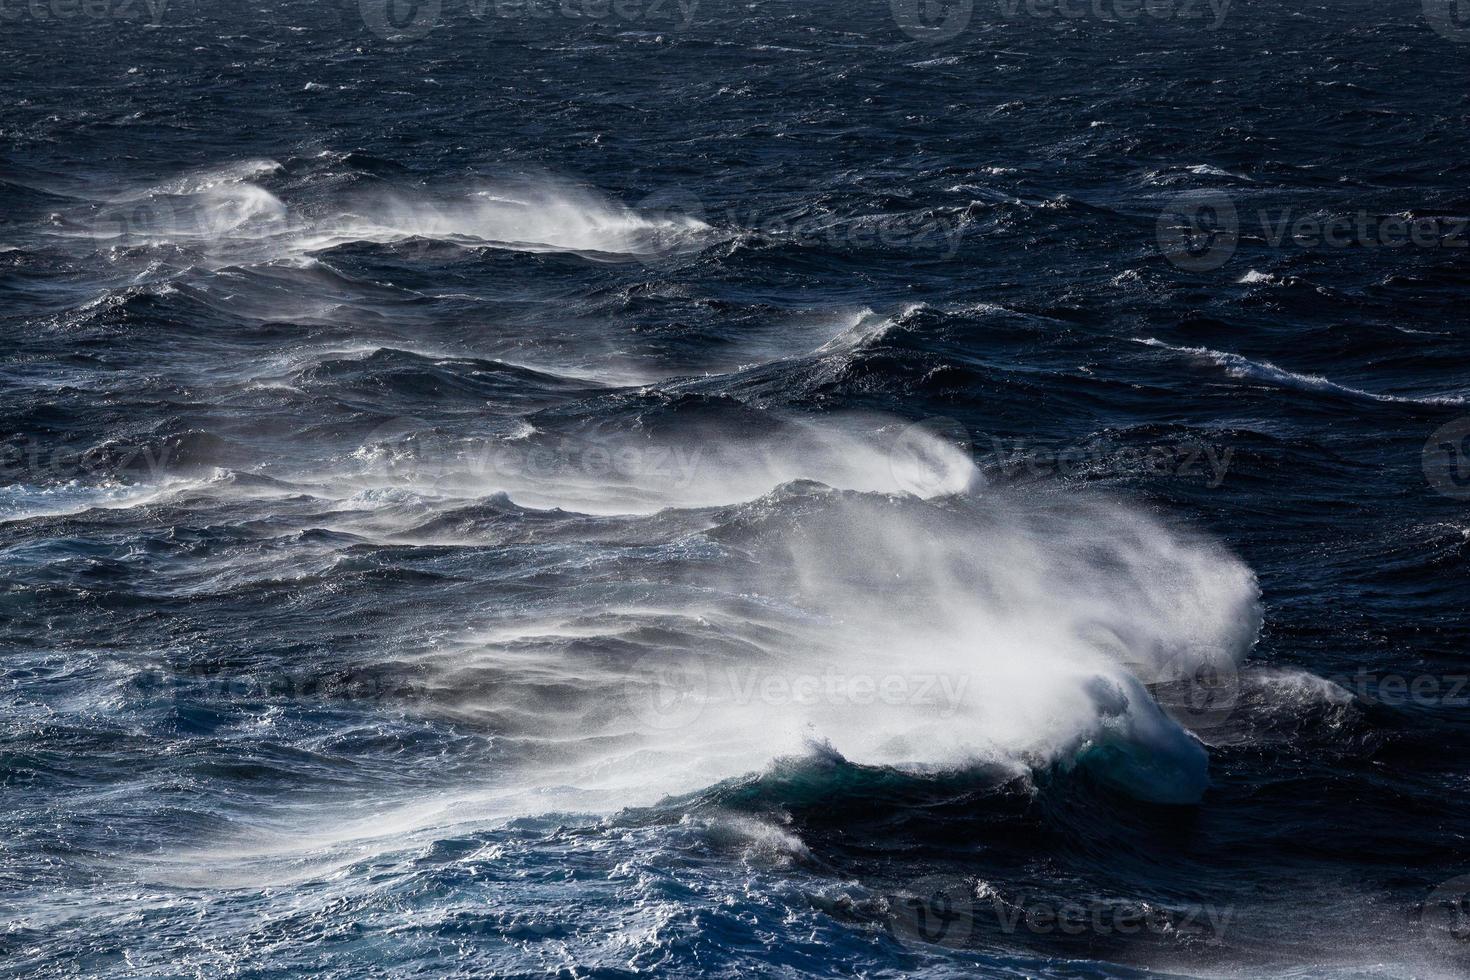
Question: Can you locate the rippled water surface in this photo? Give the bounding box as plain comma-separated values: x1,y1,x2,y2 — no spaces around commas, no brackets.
3,1,1469,976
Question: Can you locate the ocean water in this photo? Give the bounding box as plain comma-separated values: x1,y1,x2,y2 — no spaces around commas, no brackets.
3,1,1469,976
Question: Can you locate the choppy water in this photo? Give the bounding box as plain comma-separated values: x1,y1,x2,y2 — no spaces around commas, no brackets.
3,1,1470,976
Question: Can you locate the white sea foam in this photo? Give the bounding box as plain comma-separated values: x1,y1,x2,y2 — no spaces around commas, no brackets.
32,161,1272,825
395,483,1261,813
86,180,290,246
71,164,716,264
0,477,207,525
811,306,907,355
344,410,978,516
298,181,715,258
1136,337,1467,406
97,414,1264,898
329,414,1262,809
152,403,1258,813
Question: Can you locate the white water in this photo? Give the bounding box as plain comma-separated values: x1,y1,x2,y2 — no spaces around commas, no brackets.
71,162,717,263
1137,337,1467,407
1140,337,1464,405
329,411,1263,809
36,160,1268,816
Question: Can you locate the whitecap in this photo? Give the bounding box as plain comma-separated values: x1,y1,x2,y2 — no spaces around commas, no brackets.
1135,337,1467,407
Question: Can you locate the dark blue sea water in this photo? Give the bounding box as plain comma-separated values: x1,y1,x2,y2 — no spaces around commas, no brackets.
3,1,1470,976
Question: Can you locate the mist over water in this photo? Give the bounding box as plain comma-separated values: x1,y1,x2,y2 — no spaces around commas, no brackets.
3,1,1469,977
